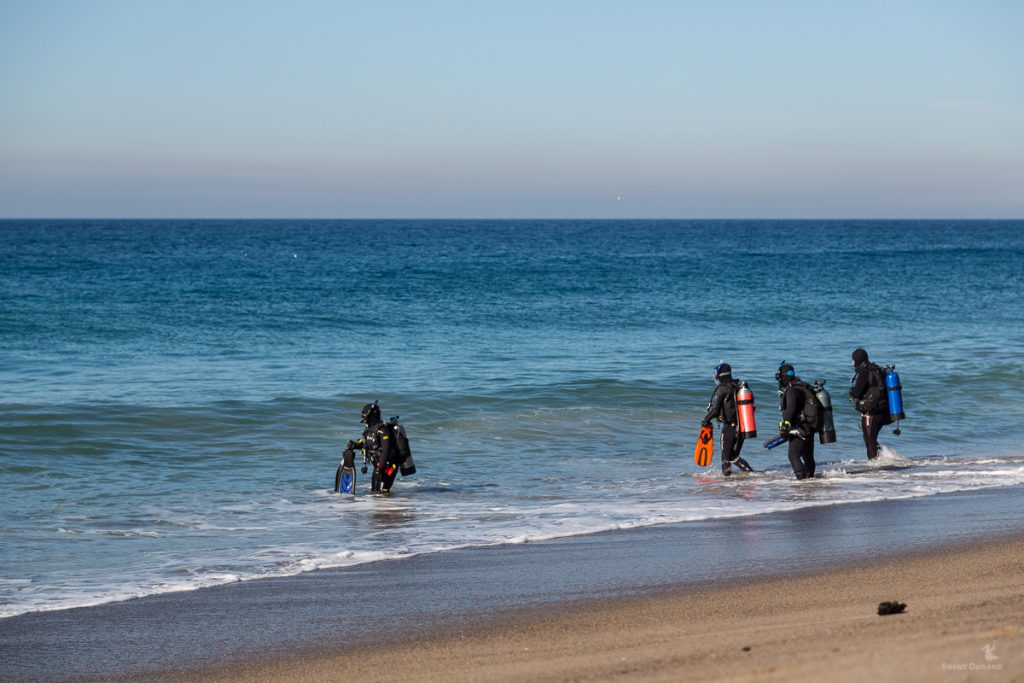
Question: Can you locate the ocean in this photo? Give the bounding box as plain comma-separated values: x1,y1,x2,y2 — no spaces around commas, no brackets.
2,219,1023,619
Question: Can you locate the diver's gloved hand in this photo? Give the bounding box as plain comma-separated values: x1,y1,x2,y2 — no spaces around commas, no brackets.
779,419,792,432
360,465,368,474
701,418,711,428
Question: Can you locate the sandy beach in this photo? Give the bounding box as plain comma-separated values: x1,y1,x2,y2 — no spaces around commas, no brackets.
174,535,1024,683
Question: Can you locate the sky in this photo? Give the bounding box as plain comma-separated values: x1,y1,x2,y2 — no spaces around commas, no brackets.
1,0,1022,218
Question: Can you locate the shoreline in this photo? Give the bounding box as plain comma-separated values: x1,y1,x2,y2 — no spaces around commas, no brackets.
3,486,1023,682
179,533,1024,683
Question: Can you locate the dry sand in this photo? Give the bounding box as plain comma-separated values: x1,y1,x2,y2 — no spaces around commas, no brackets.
172,535,1024,683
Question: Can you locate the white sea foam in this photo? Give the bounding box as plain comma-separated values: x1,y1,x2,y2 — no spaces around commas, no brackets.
56,528,164,538
3,453,1023,619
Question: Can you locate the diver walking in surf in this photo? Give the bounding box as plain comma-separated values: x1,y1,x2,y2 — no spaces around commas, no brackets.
701,363,754,476
342,401,415,494
848,348,892,460
775,362,819,480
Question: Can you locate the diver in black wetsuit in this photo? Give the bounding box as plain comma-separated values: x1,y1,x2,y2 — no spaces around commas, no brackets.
351,401,401,493
848,348,890,460
776,363,816,480
701,363,753,476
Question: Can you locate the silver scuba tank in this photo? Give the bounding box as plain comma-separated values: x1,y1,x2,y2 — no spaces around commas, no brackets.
813,379,837,444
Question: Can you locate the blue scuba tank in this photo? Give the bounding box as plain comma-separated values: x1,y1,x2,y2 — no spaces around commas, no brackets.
885,365,905,421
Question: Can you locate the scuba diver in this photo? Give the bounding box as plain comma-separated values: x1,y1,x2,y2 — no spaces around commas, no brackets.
345,401,415,494
848,348,891,460
775,362,818,480
701,363,754,476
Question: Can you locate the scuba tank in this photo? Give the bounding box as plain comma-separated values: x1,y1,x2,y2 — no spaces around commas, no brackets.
736,381,757,438
812,379,837,444
885,364,905,424
397,426,416,476
388,416,416,476
885,365,905,420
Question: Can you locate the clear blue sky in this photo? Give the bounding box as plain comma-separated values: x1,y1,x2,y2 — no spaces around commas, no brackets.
1,0,1021,218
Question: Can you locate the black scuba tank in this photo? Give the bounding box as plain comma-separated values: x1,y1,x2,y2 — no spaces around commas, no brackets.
388,416,416,476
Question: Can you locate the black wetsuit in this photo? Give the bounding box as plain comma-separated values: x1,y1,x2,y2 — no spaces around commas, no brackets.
780,379,816,480
702,379,753,476
357,420,400,493
849,362,889,460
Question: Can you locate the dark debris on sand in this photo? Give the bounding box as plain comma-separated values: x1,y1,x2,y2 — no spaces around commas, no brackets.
877,601,907,615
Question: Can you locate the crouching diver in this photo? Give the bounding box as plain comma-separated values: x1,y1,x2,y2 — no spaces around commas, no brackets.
848,348,890,460
347,401,415,494
776,362,817,480
701,363,754,476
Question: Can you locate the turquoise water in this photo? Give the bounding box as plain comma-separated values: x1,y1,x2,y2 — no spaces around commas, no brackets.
2,219,1023,617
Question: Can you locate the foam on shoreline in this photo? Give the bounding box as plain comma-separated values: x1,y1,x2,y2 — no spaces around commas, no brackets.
2,485,1023,682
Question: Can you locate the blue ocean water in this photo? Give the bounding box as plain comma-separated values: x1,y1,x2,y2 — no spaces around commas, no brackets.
2,219,1023,618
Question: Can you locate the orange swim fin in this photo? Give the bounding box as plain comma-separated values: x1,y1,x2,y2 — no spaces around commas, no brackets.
694,425,714,467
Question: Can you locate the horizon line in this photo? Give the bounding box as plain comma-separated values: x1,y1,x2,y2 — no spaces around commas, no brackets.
2,216,1022,222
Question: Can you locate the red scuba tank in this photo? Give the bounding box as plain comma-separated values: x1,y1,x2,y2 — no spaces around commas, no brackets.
736,382,757,437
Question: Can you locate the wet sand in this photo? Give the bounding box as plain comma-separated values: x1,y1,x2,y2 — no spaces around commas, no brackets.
3,487,1023,682
175,535,1024,683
